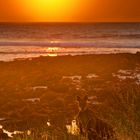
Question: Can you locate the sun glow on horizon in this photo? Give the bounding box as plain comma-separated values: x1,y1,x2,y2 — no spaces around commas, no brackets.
0,0,139,22
20,0,82,22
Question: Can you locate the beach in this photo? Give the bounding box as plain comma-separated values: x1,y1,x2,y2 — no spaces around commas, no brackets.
0,53,140,139
0,22,140,139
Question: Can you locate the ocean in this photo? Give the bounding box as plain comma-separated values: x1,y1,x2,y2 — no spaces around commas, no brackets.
0,22,140,61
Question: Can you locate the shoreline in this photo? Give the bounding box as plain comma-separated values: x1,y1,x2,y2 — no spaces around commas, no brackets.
0,47,140,62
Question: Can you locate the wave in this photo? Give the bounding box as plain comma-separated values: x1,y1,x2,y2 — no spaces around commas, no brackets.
0,46,140,61
0,39,140,48
0,47,140,54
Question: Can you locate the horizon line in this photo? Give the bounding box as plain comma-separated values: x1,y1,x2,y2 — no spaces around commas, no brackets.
0,21,140,24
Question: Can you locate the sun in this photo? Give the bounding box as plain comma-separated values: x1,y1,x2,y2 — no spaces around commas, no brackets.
20,0,80,22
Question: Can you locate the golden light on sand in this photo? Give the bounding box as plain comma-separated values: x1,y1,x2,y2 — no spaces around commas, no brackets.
0,125,2,129
20,0,81,21
66,120,79,135
48,54,58,57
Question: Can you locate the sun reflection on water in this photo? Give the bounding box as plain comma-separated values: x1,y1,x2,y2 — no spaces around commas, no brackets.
47,47,59,52
48,53,58,57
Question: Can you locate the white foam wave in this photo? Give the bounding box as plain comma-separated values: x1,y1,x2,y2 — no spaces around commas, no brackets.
0,46,139,61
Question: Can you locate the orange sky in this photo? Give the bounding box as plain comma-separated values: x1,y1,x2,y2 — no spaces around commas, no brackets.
0,0,140,22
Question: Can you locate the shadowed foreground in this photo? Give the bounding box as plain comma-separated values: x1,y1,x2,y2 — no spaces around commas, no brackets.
0,53,140,140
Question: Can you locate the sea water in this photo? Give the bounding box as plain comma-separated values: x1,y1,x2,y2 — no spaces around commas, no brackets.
0,22,140,61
